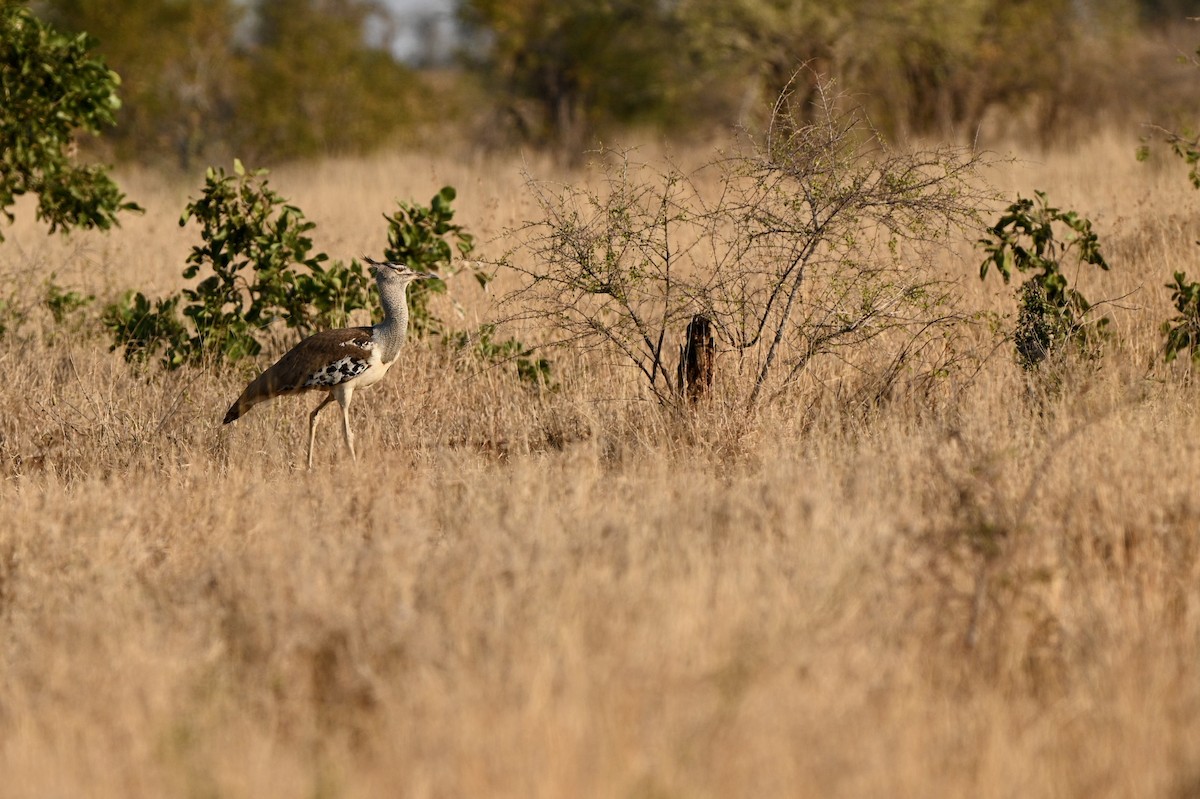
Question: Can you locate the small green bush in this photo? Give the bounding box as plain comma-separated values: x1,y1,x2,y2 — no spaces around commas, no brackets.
103,160,374,368
382,186,479,337
102,165,547,382
1138,44,1200,365
382,187,548,384
44,277,94,326
103,291,189,367
978,191,1110,370
449,323,553,388
1162,271,1200,365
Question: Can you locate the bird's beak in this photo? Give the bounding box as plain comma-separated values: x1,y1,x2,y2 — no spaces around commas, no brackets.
416,271,439,281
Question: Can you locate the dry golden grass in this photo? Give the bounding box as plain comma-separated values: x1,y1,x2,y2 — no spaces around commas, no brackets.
4,134,1200,798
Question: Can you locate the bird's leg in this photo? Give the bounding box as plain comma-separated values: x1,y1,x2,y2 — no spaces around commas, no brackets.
335,384,357,463
308,393,335,469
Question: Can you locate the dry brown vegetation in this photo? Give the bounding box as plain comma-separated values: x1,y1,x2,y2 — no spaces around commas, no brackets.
3,133,1200,798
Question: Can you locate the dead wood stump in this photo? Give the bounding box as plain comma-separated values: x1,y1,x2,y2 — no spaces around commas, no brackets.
677,314,715,403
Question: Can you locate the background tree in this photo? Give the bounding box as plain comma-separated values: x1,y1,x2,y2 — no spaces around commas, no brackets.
1137,0,1194,24
458,0,707,153
236,0,423,163
677,0,1133,142
38,0,240,168
39,0,422,168
25,0,1170,164
0,1,139,241
678,0,846,128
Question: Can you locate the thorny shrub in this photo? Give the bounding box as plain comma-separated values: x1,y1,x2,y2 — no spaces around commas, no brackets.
500,78,990,407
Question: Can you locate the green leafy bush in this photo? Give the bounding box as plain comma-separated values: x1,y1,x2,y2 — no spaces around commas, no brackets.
103,160,374,368
1162,271,1200,364
44,277,94,325
1139,44,1200,365
0,298,27,339
383,186,548,383
101,166,538,380
449,323,553,387
978,191,1110,370
383,186,479,337
103,291,189,367
0,3,140,240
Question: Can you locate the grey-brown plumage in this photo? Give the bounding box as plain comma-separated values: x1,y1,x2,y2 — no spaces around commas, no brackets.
222,258,436,468
222,326,374,423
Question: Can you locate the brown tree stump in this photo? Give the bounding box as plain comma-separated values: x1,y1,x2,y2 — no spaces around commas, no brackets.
677,314,715,403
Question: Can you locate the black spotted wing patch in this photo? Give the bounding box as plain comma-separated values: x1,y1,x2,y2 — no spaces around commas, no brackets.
303,354,372,388
227,327,376,421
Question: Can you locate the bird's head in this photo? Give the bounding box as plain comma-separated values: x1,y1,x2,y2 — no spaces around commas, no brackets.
362,256,438,284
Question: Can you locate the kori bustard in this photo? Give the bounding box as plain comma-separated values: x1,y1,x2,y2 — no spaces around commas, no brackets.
223,257,436,468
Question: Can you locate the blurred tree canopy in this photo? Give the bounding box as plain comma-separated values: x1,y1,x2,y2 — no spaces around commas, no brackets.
35,0,422,167
11,0,1183,164
457,0,709,153
241,0,420,161
461,0,1143,149
1138,0,1194,24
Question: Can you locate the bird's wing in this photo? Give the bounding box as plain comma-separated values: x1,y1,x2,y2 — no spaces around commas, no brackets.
299,331,380,389
224,327,375,422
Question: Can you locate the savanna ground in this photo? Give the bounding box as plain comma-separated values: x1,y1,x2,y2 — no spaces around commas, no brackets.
4,130,1200,798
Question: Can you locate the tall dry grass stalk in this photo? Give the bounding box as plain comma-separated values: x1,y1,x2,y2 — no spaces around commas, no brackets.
3,136,1200,797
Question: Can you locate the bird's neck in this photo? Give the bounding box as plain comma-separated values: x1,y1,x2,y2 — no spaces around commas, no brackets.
372,279,412,363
